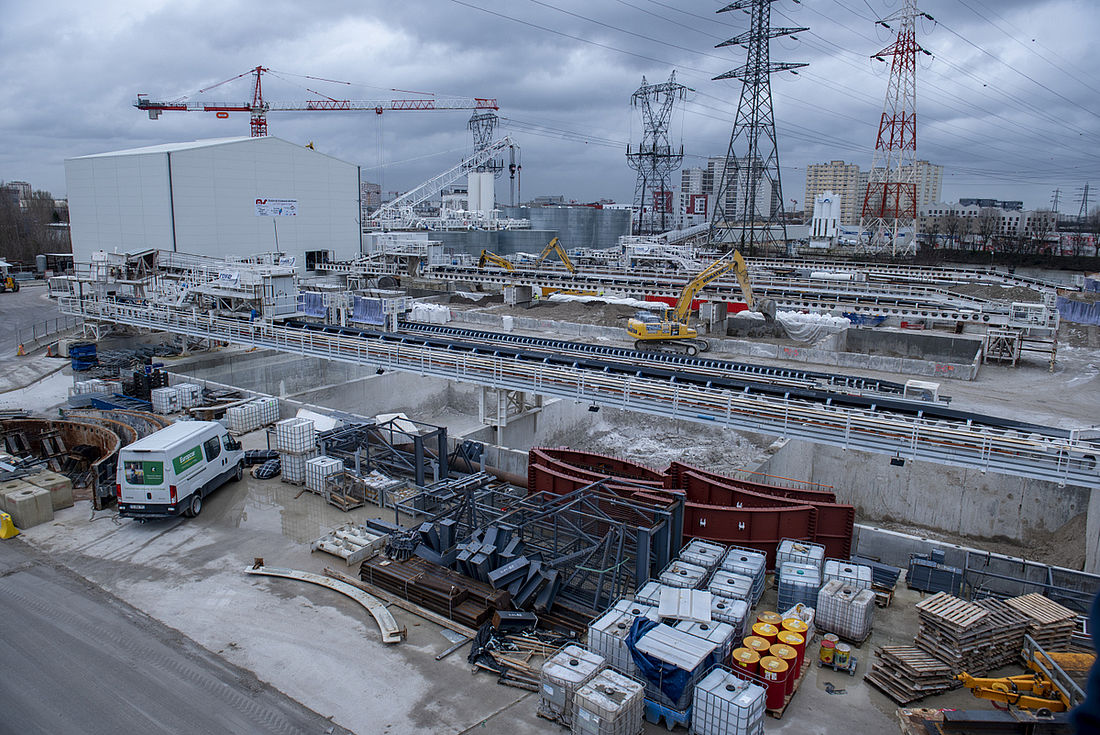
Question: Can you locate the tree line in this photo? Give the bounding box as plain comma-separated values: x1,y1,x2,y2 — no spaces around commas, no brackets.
0,183,70,266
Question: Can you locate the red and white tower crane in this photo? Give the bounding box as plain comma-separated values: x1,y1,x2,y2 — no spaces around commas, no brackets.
135,66,498,138
858,1,933,256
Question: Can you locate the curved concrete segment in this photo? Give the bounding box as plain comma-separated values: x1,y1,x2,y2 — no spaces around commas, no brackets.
245,565,405,644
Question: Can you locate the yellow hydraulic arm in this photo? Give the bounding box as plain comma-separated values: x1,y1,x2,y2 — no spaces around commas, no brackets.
478,249,515,272
534,237,576,273
668,251,743,323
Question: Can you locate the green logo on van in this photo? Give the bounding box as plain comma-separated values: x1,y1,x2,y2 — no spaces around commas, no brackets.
172,445,203,474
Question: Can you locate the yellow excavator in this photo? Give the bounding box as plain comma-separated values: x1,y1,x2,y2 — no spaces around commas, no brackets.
626,250,770,355
535,237,576,273
0,262,20,293
477,249,515,272
956,635,1092,714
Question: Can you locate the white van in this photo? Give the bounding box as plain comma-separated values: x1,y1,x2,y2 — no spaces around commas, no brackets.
116,421,245,519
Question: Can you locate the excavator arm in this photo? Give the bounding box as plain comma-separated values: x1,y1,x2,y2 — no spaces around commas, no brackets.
534,238,576,273
478,249,515,272
669,252,737,323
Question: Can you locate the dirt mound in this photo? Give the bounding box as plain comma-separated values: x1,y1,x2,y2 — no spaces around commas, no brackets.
949,283,1042,303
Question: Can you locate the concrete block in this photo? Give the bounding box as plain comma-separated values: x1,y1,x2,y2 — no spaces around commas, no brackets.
6,486,54,529
23,470,75,511
0,479,31,514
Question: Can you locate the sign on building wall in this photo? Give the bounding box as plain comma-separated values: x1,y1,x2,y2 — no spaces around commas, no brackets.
255,198,298,216
653,190,673,214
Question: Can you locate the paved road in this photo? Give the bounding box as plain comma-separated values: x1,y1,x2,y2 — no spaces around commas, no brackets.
0,539,352,735
0,281,65,353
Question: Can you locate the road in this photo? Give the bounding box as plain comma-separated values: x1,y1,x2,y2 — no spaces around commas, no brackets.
0,281,64,354
0,538,351,735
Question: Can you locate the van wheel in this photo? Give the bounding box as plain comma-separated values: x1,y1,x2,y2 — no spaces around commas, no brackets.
234,462,244,482
188,492,203,518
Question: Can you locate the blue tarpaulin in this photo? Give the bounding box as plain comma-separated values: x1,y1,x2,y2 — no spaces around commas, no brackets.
1057,296,1100,326
351,297,384,325
626,617,696,706
1085,278,1100,293
297,292,327,318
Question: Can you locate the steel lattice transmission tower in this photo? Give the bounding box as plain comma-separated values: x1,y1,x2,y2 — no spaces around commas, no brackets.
626,72,688,235
708,1,806,256
859,0,930,256
468,112,505,177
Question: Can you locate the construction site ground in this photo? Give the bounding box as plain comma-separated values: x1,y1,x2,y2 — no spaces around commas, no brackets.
13,456,1008,735
2,284,1097,733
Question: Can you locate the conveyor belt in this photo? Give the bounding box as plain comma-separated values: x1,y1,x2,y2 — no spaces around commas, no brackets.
394,320,907,395
284,319,1062,436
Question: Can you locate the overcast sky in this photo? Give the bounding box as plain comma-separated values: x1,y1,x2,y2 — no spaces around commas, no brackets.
2,0,1098,212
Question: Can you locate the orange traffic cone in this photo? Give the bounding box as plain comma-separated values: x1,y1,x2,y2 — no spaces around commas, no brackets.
16,344,25,357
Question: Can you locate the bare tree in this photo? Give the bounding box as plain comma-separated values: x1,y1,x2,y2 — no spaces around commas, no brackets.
942,210,964,250
1088,206,1100,257
976,207,999,251
1027,208,1057,255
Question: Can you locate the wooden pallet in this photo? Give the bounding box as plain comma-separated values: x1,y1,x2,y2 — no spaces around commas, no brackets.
1004,593,1076,625
864,645,956,704
765,658,812,719
1005,593,1077,652
915,592,989,630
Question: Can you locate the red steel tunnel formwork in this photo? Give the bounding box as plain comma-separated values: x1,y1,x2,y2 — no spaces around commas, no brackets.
528,449,855,568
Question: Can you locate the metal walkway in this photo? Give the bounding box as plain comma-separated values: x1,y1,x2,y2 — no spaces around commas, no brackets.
58,297,1100,489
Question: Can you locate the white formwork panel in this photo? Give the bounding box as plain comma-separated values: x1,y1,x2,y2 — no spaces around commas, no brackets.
822,559,873,591
679,539,726,571
634,623,720,711
674,619,737,663
275,417,316,454
776,539,826,571
571,668,645,735
151,387,180,415
690,665,766,735
587,599,659,678
659,559,709,589
539,644,607,727
305,456,344,494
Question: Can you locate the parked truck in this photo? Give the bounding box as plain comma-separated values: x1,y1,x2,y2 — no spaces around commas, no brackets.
116,421,244,519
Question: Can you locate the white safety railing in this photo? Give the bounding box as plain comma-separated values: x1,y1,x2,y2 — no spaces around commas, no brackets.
57,296,1100,489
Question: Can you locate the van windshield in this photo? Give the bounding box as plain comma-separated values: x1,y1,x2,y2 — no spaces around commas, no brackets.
124,460,164,485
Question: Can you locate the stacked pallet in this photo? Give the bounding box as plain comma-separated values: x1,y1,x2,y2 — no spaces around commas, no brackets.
912,592,989,674
971,599,1031,671
1004,593,1078,651
360,555,509,629
864,645,956,704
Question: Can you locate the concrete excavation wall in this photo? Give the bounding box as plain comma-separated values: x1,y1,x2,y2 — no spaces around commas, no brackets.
754,437,1091,550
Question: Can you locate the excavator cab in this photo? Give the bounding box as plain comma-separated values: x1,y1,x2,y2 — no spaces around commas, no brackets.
0,263,19,293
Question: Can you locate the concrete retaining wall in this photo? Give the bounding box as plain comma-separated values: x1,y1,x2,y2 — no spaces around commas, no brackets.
448,311,981,380
754,437,1090,546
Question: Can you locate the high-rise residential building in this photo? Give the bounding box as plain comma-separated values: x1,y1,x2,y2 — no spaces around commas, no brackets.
678,167,707,228
804,161,862,225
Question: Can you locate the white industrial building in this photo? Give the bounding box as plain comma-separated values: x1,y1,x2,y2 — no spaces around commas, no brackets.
65,137,362,270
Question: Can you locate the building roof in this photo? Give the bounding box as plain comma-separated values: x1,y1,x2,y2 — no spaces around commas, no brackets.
67,136,355,167
70,137,254,159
